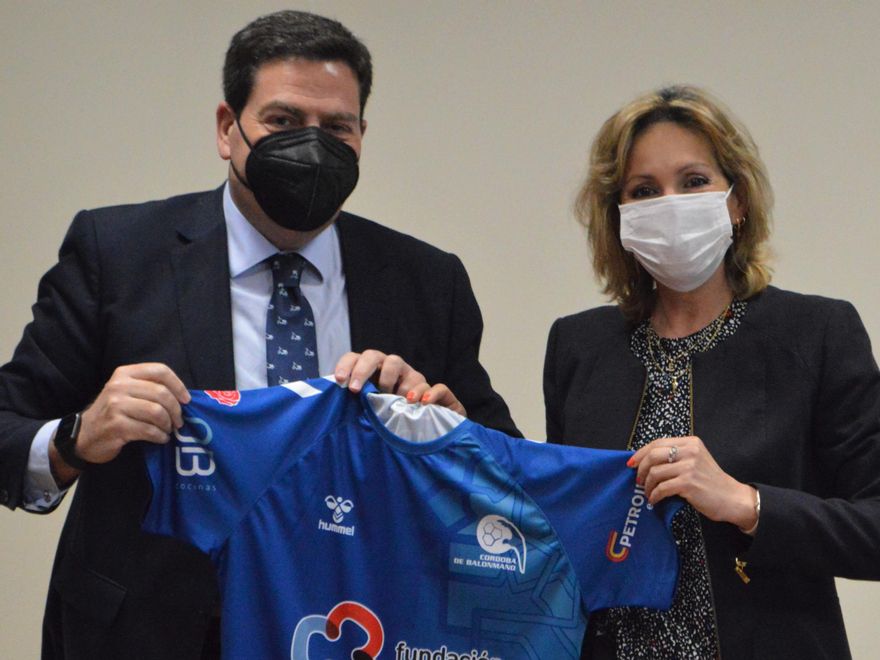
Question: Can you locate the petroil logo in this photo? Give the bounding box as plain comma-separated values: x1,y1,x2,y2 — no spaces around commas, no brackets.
606,483,652,562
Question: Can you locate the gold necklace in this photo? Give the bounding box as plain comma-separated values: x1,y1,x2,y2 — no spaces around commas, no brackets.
646,303,732,398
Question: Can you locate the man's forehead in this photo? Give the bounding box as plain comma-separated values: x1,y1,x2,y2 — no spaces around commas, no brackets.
249,58,359,105
253,57,358,84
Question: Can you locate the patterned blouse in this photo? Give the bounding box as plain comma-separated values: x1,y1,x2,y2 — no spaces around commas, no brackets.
590,299,748,659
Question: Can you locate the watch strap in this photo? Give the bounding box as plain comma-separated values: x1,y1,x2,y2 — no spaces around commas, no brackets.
54,412,90,471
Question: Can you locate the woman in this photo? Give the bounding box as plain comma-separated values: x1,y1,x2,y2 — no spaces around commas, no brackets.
543,85,880,659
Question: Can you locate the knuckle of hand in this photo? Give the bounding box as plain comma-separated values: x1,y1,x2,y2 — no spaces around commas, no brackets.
150,402,168,425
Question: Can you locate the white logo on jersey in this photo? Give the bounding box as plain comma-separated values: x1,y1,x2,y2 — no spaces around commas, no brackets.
174,416,216,477
318,495,356,537
477,514,527,574
325,495,354,523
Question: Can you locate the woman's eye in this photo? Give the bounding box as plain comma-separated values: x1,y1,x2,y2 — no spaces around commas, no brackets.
685,175,710,189
630,185,657,199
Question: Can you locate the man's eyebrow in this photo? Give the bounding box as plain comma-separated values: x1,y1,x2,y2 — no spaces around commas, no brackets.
259,101,305,118
323,111,360,123
258,103,358,124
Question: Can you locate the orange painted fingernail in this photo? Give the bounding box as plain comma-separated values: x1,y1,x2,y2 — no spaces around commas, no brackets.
421,392,430,404
626,457,636,468
406,390,416,403
635,476,643,486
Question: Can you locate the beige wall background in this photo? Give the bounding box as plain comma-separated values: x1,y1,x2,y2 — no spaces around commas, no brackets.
2,1,878,656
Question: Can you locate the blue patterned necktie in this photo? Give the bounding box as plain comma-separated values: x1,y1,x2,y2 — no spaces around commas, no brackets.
266,253,319,385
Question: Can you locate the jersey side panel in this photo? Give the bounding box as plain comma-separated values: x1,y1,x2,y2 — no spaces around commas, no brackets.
142,379,345,556
477,428,682,613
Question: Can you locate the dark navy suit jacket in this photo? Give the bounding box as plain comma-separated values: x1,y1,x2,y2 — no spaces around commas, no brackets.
544,286,880,659
0,186,518,659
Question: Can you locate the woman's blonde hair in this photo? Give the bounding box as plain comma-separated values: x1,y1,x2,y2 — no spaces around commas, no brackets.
576,85,773,322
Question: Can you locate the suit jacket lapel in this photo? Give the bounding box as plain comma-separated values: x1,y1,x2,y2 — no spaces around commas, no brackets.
583,341,647,450
336,213,396,353
170,187,236,390
693,299,767,475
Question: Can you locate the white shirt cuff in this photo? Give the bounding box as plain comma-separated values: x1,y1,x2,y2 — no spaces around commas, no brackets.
22,419,68,511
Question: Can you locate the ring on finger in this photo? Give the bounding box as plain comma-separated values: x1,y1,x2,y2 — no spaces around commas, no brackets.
667,445,679,463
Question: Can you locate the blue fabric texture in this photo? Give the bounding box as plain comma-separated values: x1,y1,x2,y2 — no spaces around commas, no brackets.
143,379,682,660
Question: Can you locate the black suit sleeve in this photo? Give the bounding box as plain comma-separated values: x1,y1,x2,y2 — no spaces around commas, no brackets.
0,211,103,510
440,254,520,437
543,318,564,444
743,300,880,578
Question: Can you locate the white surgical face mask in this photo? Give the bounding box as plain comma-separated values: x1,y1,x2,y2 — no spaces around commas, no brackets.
619,187,733,292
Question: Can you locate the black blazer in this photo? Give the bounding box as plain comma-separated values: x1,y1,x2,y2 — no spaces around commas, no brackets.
543,286,880,660
0,187,517,659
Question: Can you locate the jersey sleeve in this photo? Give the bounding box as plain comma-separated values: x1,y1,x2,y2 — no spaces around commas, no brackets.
142,378,350,559
482,430,683,613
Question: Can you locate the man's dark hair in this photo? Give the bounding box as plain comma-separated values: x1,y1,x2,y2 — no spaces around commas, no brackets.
223,10,373,117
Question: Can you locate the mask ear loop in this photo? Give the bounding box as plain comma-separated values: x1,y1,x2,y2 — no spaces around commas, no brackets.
725,184,739,239
229,116,255,191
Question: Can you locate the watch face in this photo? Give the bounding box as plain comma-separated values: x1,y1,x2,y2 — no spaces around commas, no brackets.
56,412,88,469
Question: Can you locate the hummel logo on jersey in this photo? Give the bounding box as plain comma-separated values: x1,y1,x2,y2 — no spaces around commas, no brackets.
325,495,353,523
319,495,356,537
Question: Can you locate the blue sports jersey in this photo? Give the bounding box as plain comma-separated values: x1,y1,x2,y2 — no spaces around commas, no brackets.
143,378,682,660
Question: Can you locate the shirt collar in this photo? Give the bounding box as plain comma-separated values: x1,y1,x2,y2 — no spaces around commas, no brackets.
223,182,337,280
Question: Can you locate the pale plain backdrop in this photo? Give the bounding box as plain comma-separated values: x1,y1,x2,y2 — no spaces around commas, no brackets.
2,1,878,657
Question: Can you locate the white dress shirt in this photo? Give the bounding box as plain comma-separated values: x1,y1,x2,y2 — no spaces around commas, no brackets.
23,183,351,510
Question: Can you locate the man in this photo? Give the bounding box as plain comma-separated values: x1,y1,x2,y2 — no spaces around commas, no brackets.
0,10,517,659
